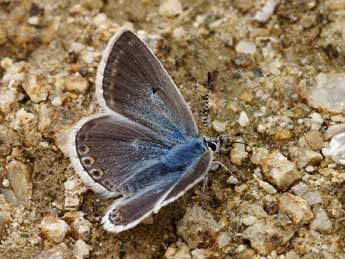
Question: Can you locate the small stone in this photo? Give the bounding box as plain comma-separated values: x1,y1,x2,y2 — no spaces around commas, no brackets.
14,108,35,129
310,208,332,233
177,206,220,249
302,191,322,205
71,217,92,241
0,88,17,113
165,242,191,259
64,75,89,93
305,130,323,150
261,151,302,191
6,160,32,206
242,215,257,226
250,147,269,165
191,249,218,259
274,128,292,142
63,211,85,223
227,175,239,185
81,50,97,65
238,111,249,127
234,0,254,13
242,215,295,255
27,16,40,26
217,232,231,248
257,179,277,194
159,0,183,17
240,90,254,103
1,57,13,69
230,142,248,166
235,41,256,54
289,147,323,169
22,74,49,103
36,243,72,259
172,27,185,38
306,73,345,113
73,239,91,259
309,112,323,130
324,123,345,140
92,13,107,26
40,215,70,243
253,0,279,22
322,132,345,165
278,193,314,224
212,120,228,133
291,183,308,196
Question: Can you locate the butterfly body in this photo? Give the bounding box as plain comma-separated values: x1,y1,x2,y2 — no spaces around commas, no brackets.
68,28,215,233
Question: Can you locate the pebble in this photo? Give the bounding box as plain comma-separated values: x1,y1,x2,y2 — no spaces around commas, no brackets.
0,88,17,113
230,142,248,166
238,111,250,127
309,112,323,130
306,73,345,113
289,147,323,169
261,151,302,191
310,208,332,233
324,123,345,140
71,217,92,241
291,183,308,196
73,239,91,259
257,179,277,194
22,74,49,103
14,108,35,130
165,242,191,259
40,215,70,243
6,160,32,206
159,0,183,17
177,206,220,249
64,75,89,93
36,243,72,259
190,249,218,259
274,128,292,142
302,191,322,206
92,13,107,26
81,50,97,65
212,120,228,133
304,130,324,151
253,0,279,22
0,57,13,69
235,41,256,54
278,193,314,224
328,0,345,10
242,215,295,255
64,175,87,211
322,132,345,165
217,231,231,248
227,175,239,185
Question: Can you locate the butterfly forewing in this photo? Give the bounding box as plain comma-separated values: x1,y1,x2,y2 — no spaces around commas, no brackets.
96,29,198,142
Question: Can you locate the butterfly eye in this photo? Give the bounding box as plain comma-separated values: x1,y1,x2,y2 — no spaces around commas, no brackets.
208,141,217,151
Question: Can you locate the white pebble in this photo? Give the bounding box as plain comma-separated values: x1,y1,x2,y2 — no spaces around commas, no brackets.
239,111,249,127
159,0,183,17
235,41,256,54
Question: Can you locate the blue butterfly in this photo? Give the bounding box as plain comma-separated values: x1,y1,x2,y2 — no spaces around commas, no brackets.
68,28,223,233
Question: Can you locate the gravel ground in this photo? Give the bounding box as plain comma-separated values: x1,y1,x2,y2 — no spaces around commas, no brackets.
1,0,345,258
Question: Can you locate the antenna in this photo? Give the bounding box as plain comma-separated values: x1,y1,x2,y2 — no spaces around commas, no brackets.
203,72,214,135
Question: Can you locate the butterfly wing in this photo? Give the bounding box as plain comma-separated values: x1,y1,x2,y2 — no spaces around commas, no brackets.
102,150,212,233
96,28,198,142
68,113,172,198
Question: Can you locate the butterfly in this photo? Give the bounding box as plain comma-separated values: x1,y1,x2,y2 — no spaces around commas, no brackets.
67,28,225,233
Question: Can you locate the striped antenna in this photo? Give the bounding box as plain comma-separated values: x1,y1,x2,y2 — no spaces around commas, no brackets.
203,72,212,135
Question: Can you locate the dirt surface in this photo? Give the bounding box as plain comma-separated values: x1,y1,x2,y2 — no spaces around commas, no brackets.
1,0,345,258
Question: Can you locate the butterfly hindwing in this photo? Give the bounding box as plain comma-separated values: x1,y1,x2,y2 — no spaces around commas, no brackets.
96,28,198,142
102,150,212,233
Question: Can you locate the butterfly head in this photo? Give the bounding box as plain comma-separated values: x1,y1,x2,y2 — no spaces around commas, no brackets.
204,136,225,152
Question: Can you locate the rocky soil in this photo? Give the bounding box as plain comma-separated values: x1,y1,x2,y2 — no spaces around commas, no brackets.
1,0,345,258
